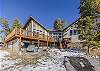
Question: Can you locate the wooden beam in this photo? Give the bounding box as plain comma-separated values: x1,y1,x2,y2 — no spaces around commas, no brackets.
38,39,39,48
60,41,62,48
47,41,48,48
47,35,48,48
54,37,56,48
19,28,22,51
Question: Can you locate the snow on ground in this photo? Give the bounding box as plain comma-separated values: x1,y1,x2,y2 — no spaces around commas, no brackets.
0,49,99,71
0,50,9,60
49,49,85,58
14,49,66,71
0,50,18,71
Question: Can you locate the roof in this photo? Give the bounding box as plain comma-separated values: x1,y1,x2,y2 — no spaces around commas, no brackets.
23,16,48,32
23,16,80,33
63,18,80,32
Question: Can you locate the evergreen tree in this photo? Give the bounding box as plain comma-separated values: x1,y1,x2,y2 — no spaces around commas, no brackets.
0,18,10,36
77,16,96,53
77,0,100,53
80,0,100,17
12,17,22,30
53,19,64,31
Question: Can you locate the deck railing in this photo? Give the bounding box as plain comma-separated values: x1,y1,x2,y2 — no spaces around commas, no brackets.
5,27,17,41
5,27,55,42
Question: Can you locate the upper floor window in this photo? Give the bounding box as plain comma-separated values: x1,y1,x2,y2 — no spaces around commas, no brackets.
96,18,100,23
40,30,42,32
70,30,73,36
70,29,78,36
33,28,36,30
54,33,57,35
74,30,77,35
59,33,61,35
59,36,61,38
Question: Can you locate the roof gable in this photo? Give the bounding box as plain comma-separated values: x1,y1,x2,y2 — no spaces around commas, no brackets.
23,16,48,32
63,18,80,32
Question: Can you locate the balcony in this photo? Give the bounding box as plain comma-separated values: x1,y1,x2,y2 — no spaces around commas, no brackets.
5,27,55,43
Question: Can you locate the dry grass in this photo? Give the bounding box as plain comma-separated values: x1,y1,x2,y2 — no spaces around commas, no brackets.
0,47,48,65
20,50,48,65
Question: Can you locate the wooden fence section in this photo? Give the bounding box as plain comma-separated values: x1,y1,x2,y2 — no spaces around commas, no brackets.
5,27,55,43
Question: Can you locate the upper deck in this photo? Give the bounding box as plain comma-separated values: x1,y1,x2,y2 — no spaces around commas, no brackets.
5,27,55,43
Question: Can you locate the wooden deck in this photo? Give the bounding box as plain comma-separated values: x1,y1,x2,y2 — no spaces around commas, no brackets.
5,27,55,43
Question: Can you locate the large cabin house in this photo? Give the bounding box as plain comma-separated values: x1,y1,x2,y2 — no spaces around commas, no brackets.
5,17,83,51
4,16,100,56
5,16,55,51
5,17,85,51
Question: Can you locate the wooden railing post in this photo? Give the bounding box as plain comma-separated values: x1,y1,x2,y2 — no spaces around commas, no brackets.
54,36,56,48
37,32,40,52
47,35,48,48
19,28,22,51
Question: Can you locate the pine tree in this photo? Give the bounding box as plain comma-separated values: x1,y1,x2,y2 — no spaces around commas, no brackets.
12,17,22,30
0,18,10,36
53,19,64,31
77,0,100,53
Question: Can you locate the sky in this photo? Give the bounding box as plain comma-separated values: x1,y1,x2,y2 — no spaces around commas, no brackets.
0,0,80,29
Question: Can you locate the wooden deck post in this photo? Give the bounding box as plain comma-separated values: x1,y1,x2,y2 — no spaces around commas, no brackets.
54,37,56,48
47,41,48,48
37,39,40,52
47,35,48,48
19,28,22,51
60,41,62,48
38,39,39,48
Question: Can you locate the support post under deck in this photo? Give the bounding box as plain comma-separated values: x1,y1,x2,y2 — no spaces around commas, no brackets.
47,35,48,48
38,40,39,48
19,28,22,51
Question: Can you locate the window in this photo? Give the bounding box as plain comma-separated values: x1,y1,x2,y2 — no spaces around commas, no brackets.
54,33,57,35
37,30,39,32
33,28,36,32
40,30,42,32
96,18,100,23
74,30,77,35
27,23,31,32
70,30,73,36
59,36,61,38
59,33,61,35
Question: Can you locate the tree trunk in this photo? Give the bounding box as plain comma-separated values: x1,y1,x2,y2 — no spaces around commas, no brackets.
87,46,90,54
